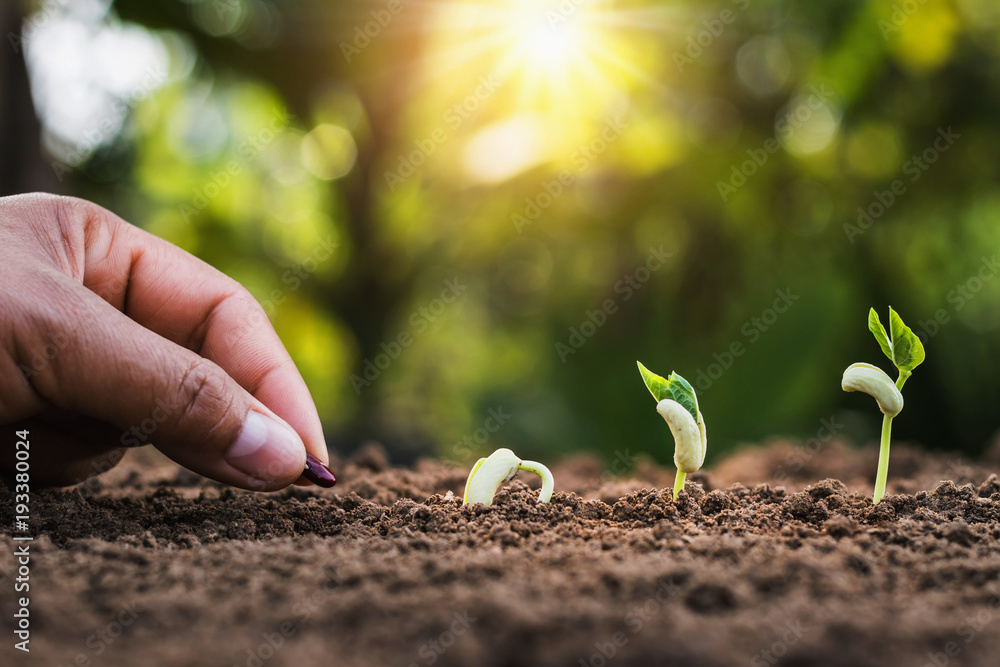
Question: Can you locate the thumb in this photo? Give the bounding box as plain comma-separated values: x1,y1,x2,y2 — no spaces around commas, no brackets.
22,277,308,491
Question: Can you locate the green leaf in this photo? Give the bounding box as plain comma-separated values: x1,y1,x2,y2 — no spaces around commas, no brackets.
868,308,893,363
636,361,700,423
637,361,668,401
888,306,925,372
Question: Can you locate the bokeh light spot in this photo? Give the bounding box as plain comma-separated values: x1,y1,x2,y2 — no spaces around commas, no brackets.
462,115,550,183
845,123,903,180
736,36,792,98
302,124,358,181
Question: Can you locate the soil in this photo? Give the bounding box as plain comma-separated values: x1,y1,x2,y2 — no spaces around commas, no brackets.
3,437,1000,667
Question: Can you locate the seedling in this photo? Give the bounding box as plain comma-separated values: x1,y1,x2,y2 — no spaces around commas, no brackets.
842,307,925,504
462,448,554,506
637,361,707,499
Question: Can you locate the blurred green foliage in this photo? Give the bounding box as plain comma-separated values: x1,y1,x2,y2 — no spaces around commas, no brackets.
33,0,1000,467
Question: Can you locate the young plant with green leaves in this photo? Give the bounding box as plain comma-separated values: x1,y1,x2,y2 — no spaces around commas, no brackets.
462,448,554,506
842,307,925,504
637,362,707,499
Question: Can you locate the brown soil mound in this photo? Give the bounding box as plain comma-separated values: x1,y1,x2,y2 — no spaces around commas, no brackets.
3,438,1000,667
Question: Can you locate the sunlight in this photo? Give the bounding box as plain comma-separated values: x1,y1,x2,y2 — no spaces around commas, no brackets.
387,0,687,185
462,114,549,183
508,6,588,73
418,0,668,114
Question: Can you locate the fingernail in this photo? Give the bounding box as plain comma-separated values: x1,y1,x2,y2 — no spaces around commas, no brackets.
227,411,305,481
303,453,337,488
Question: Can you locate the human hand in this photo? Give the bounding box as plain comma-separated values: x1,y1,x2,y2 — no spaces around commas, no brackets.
0,193,336,490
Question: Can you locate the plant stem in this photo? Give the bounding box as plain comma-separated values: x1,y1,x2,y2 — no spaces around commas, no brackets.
873,372,910,504
873,414,893,504
673,470,686,499
517,461,554,502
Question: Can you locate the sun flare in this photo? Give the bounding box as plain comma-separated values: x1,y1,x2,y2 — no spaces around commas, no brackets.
421,0,670,111
509,6,588,72
408,0,679,182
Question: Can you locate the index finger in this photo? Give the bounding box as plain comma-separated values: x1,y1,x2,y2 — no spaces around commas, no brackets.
60,197,330,466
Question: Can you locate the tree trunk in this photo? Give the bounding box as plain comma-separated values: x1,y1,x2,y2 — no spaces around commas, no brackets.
0,1,60,196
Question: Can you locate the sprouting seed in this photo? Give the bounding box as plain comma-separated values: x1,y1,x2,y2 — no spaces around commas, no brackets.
462,448,554,506
841,363,903,418
637,361,707,499
841,307,924,504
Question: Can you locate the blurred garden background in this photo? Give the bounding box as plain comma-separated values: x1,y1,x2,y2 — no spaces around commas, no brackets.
2,0,999,469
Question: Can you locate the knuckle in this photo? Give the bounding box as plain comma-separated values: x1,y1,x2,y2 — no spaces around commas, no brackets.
232,284,266,319
186,287,265,353
226,288,271,346
17,194,105,279
51,195,91,238
173,358,233,431
51,193,92,217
